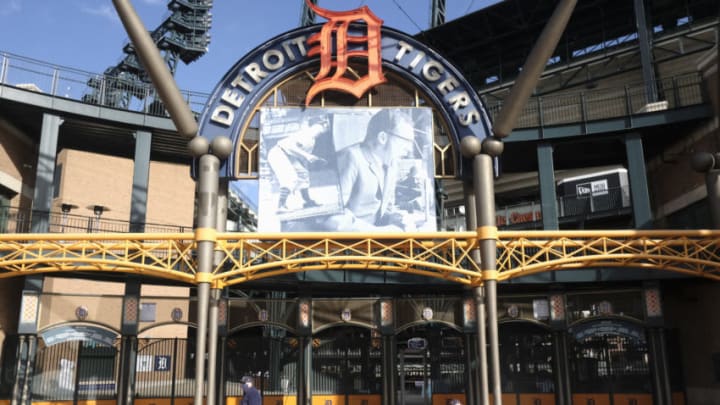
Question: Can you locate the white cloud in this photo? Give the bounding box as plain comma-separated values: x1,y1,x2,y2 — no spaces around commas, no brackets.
80,4,120,23
0,0,22,16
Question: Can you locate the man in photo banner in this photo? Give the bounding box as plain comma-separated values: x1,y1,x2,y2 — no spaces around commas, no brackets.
326,109,435,232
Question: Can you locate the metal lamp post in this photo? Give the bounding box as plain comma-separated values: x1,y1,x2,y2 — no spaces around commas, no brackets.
60,203,78,232
111,2,233,404
460,1,578,403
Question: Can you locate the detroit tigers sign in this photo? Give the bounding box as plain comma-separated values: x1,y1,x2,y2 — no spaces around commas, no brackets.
197,4,492,179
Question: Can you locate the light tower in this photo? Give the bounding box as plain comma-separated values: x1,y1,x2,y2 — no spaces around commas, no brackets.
83,0,213,111
300,0,318,27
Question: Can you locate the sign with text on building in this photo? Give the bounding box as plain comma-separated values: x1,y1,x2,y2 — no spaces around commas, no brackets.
197,4,492,181
40,325,117,347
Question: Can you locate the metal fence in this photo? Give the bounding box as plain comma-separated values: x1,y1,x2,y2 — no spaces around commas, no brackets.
0,207,191,234
32,340,120,401
0,51,209,116
0,51,707,130
496,185,631,229
483,72,706,129
135,338,196,399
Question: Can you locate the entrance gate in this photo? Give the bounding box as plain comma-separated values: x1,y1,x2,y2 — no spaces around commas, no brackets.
225,327,299,405
569,320,653,405
311,326,382,405
134,338,196,405
498,323,555,405
397,326,465,405
32,339,119,405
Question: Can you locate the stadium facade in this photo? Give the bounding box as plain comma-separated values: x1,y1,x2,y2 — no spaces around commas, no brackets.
0,1,718,405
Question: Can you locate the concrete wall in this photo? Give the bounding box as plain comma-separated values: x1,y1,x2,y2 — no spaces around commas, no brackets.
146,160,196,228
53,148,194,228
0,119,36,209
644,48,718,222
39,278,126,330
138,284,190,339
39,278,191,339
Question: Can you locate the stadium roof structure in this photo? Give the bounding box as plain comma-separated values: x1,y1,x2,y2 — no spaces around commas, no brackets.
416,0,718,92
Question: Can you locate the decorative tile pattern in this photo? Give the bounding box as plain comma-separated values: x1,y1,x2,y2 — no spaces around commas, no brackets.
644,288,662,318
21,294,38,323
550,294,565,321
124,296,138,323
218,300,227,325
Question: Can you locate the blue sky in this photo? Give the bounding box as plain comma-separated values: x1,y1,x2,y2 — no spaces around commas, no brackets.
0,0,496,94
0,0,498,210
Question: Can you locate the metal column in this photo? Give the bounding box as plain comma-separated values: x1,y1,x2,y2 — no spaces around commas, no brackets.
633,0,658,103
192,150,219,405
14,275,43,405
471,143,503,405
537,143,559,230
647,329,669,405
473,152,502,405
460,134,504,405
477,1,578,397
207,178,228,405
19,336,36,405
643,283,671,405
188,135,232,405
463,180,488,405
382,334,397,405
31,113,63,233
657,329,673,405
624,134,653,228
462,333,476,405
119,281,140,405
551,331,571,405
298,335,313,405
108,5,222,403
130,130,151,232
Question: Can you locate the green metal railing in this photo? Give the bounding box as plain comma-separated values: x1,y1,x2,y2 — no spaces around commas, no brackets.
0,51,209,116
483,72,706,129
0,206,191,234
0,51,708,130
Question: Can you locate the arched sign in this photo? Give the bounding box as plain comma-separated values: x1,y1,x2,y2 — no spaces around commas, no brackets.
198,23,492,180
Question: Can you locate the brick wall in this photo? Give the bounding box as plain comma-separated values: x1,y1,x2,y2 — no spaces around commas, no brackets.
54,149,194,228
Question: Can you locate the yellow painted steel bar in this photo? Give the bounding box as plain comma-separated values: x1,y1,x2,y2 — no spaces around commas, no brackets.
0,230,718,284
499,229,720,238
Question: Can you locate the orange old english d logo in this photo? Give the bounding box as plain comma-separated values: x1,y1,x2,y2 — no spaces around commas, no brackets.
304,0,387,106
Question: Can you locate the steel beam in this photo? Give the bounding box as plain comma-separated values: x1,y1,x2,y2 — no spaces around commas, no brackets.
31,114,62,233
130,130,151,232
463,180,489,405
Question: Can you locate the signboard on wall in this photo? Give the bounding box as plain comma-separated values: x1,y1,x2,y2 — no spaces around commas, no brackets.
258,107,436,232
40,325,117,347
196,24,493,180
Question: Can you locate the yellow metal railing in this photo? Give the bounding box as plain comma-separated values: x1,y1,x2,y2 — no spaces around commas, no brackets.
0,230,719,285
497,230,720,281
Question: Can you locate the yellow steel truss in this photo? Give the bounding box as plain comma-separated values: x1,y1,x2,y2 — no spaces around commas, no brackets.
0,230,718,286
